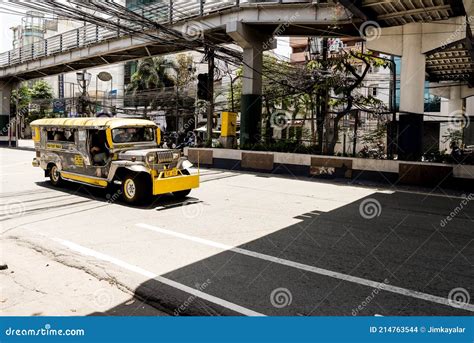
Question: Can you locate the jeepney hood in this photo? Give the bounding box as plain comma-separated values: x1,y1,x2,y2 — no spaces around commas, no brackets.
118,148,174,158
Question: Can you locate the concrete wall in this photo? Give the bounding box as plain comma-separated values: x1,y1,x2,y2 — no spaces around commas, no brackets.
185,148,474,188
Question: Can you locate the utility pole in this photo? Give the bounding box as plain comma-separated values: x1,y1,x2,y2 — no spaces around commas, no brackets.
175,68,179,146
316,38,329,154
206,47,214,147
82,71,87,116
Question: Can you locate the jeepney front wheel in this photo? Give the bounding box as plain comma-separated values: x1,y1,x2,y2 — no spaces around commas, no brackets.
49,164,64,187
172,169,191,199
121,173,151,204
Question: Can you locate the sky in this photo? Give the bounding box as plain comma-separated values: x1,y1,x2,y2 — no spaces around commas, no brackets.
0,5,24,53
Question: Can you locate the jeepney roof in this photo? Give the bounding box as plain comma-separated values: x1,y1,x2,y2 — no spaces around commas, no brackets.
30,118,158,130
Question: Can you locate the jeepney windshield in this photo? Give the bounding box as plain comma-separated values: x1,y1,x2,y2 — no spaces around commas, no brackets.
112,127,155,143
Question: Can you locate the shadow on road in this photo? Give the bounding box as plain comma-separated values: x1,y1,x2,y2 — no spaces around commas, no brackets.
34,180,198,210
87,191,474,316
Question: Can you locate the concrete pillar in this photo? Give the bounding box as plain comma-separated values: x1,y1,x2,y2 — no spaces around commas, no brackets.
240,42,263,147
397,24,425,160
400,23,425,114
227,22,273,147
448,85,464,115
368,19,467,160
0,81,14,146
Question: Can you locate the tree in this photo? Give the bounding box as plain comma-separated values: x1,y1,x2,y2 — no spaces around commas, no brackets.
11,85,31,118
305,51,388,155
230,55,302,144
126,57,175,116
230,48,391,154
30,80,54,120
173,53,196,90
10,85,31,138
31,80,54,118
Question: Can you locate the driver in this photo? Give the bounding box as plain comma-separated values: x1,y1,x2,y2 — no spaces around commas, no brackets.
114,129,131,143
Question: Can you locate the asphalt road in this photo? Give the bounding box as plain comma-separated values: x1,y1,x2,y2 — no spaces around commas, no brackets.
1,147,473,316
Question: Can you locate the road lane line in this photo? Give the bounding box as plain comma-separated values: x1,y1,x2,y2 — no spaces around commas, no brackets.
52,237,265,317
136,223,474,313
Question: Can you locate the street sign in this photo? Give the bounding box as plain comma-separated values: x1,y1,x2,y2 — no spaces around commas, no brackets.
53,99,65,113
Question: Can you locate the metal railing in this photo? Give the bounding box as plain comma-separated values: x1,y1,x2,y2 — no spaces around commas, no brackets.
0,0,241,69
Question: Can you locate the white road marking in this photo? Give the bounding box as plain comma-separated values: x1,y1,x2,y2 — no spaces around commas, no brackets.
137,223,474,313
53,237,265,317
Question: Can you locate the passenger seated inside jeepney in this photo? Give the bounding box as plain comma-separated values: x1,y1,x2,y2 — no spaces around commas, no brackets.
90,131,109,166
53,132,66,141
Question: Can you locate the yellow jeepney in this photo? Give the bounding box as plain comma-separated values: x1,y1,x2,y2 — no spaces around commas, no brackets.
30,118,199,204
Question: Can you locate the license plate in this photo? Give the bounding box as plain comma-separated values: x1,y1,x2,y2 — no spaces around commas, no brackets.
163,169,178,178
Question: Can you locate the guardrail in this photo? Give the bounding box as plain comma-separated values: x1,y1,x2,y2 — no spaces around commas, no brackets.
0,0,239,69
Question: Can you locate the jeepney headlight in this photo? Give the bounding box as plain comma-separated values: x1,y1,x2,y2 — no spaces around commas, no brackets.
173,152,180,160
147,154,156,164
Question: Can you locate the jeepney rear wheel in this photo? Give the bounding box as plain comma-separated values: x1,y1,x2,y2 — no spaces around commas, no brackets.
121,173,151,204
49,164,64,187
172,169,191,199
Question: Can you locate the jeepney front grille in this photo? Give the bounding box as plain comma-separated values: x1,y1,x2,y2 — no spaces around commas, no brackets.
156,151,174,164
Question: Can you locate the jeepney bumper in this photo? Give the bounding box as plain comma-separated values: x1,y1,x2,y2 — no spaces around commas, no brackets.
152,174,200,195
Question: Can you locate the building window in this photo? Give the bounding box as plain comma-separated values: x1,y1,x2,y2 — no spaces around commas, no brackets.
369,85,378,97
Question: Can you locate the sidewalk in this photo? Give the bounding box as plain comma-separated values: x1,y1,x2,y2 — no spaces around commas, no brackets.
1,238,167,316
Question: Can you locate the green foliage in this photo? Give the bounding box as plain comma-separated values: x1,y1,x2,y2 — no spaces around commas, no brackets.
127,57,174,93
126,54,197,121
229,55,296,114
442,128,463,145
30,80,54,119
361,124,387,145
11,85,31,109
30,80,54,101
174,53,196,89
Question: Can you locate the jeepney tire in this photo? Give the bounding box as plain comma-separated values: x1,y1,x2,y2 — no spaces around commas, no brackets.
121,172,151,205
172,169,191,199
48,164,64,187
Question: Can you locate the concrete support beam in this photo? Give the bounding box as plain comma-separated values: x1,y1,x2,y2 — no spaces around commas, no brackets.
227,22,271,146
429,82,474,99
0,81,11,117
367,17,467,55
400,23,426,114
448,85,464,115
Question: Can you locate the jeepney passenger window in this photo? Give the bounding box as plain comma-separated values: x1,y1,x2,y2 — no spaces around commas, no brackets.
46,129,76,143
